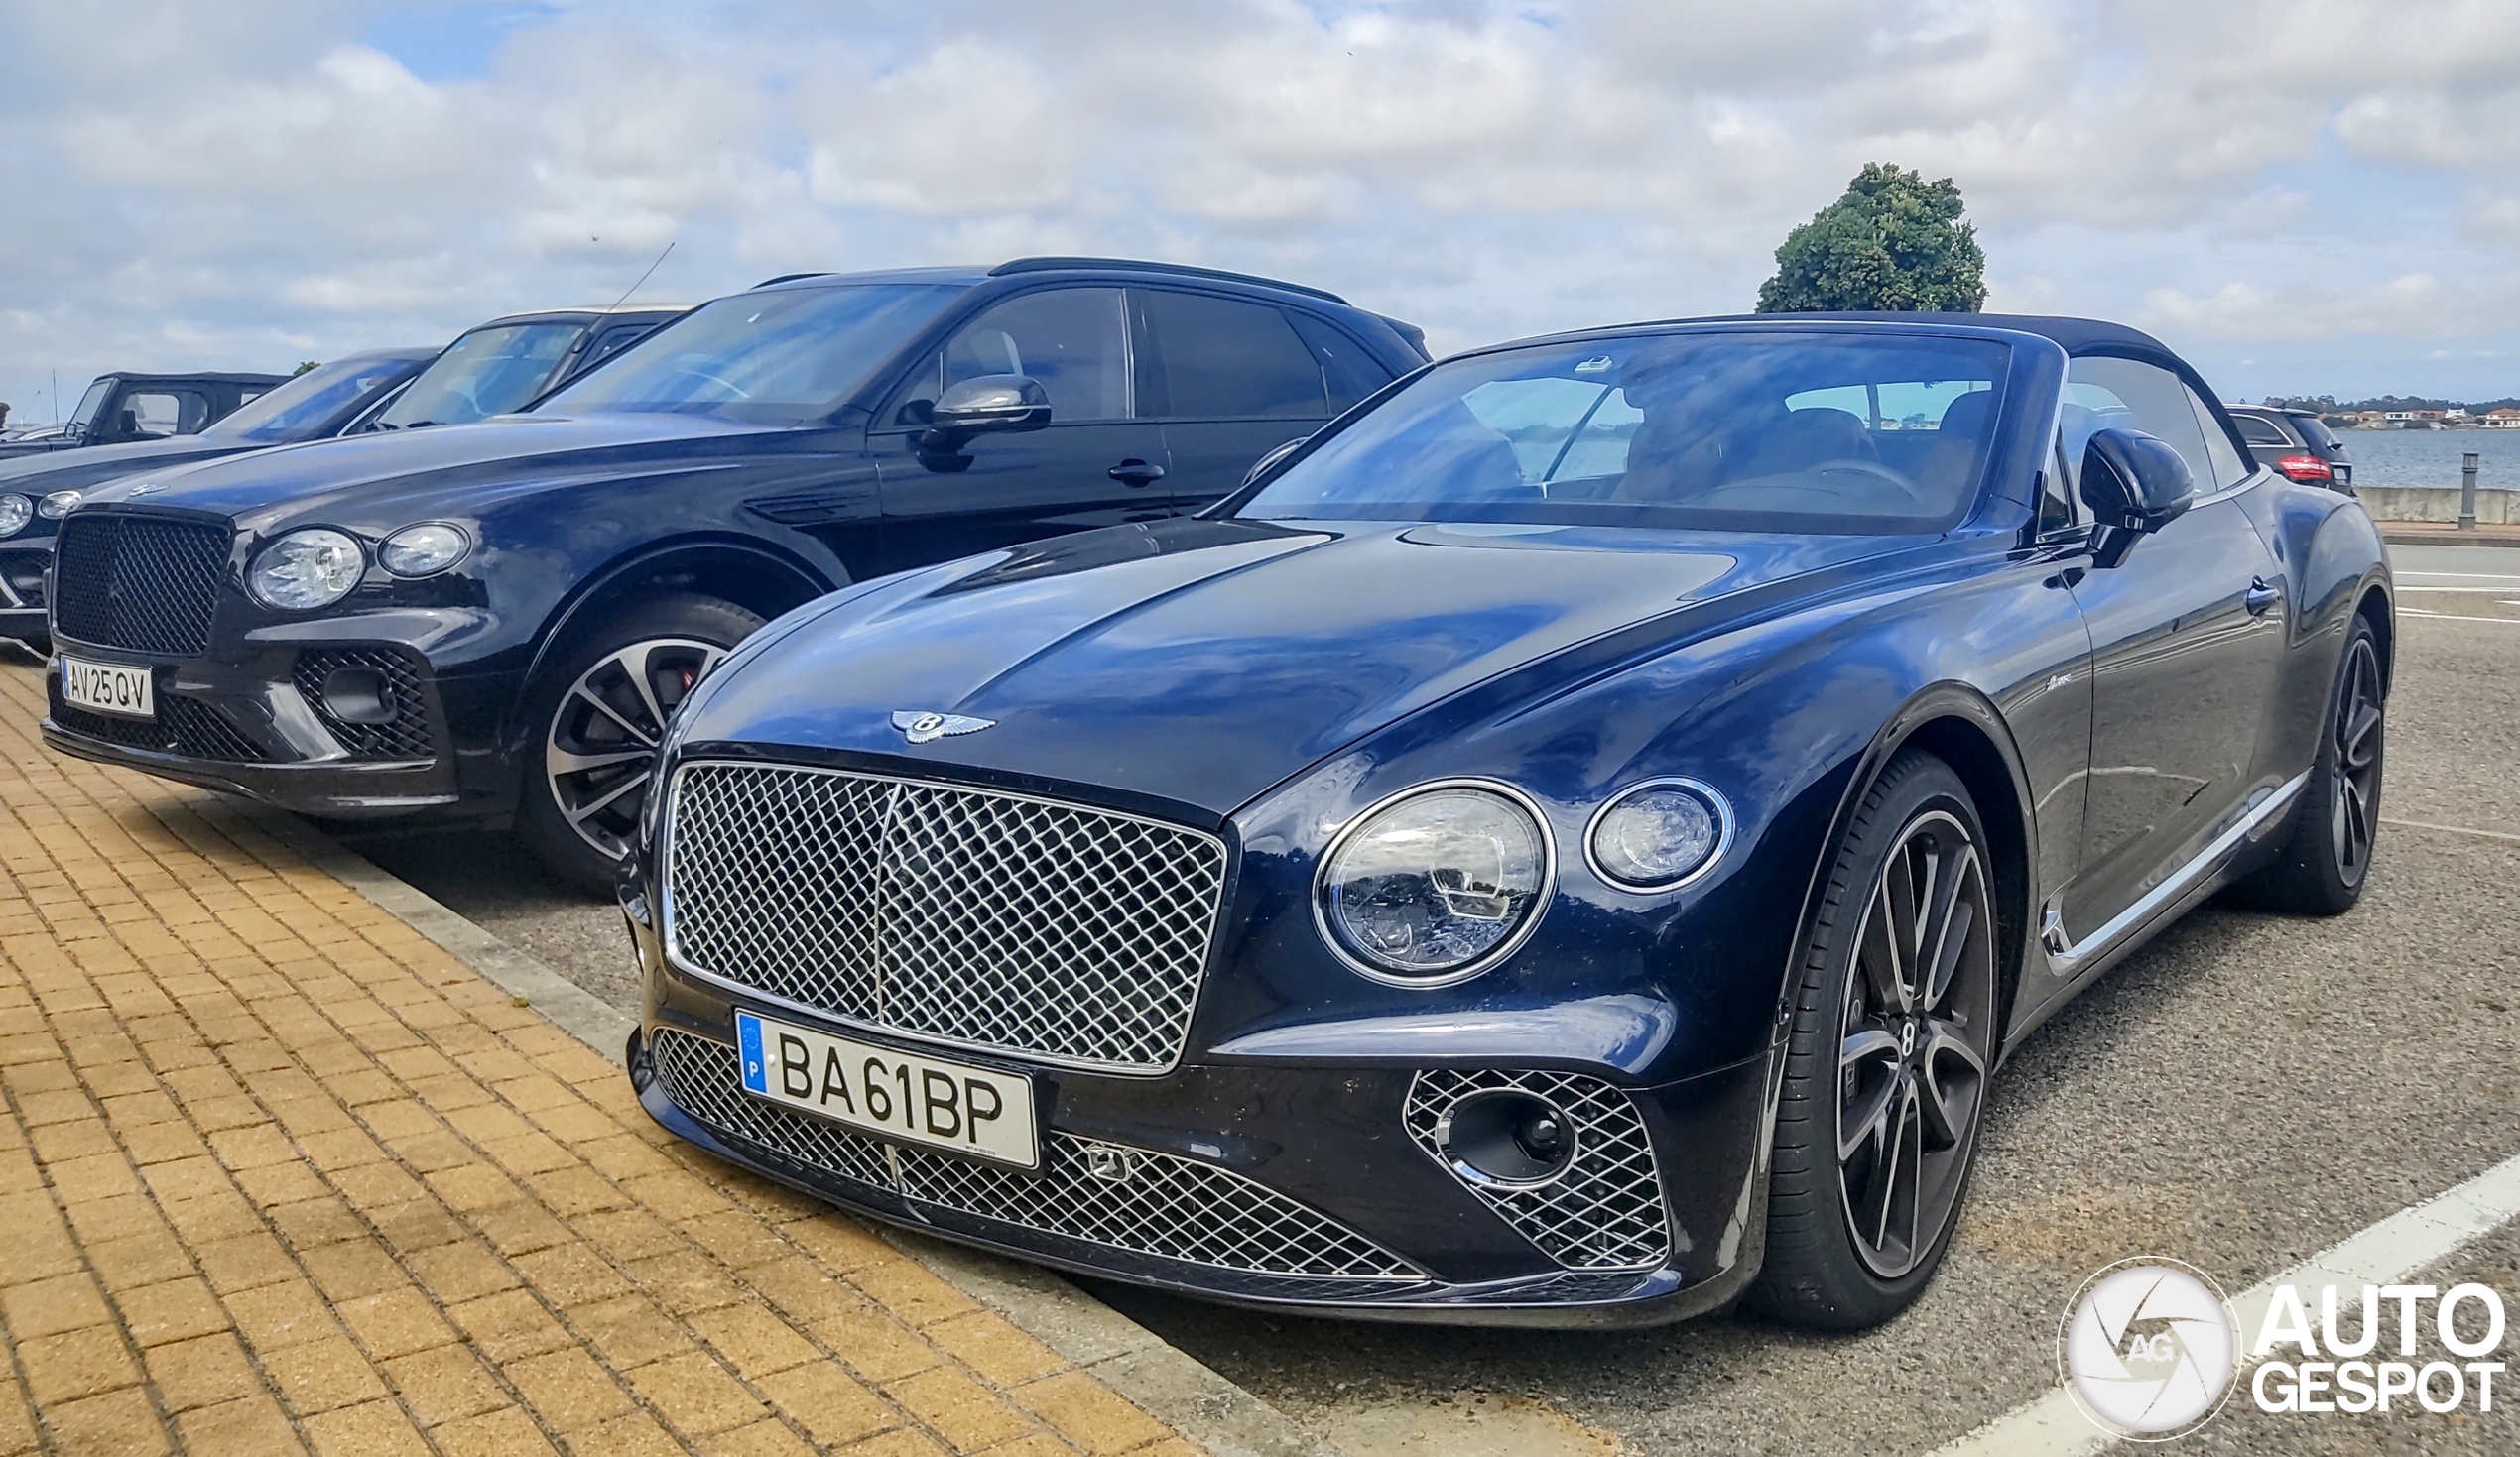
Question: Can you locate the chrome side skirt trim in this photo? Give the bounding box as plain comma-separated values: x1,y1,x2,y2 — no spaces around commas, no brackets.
2043,770,2309,977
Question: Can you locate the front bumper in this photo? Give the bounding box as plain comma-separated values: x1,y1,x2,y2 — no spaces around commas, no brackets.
0,546,46,642
40,635,465,818
631,911,1772,1327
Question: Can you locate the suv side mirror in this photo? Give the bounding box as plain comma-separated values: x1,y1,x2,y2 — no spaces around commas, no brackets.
2080,427,2193,565
920,374,1051,453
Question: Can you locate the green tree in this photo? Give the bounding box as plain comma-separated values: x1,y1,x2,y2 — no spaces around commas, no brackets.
292,360,320,375
1755,164,1986,313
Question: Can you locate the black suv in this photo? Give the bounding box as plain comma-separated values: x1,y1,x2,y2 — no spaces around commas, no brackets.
0,372,290,460
348,306,690,433
42,258,1426,886
2225,405,2353,490
0,350,437,651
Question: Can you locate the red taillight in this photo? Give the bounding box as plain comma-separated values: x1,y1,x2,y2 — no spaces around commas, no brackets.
2275,452,2333,483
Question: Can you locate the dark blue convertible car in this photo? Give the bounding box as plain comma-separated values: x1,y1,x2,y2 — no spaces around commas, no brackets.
622,313,2391,1328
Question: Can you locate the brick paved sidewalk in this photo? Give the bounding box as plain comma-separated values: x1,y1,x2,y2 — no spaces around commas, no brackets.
0,661,1201,1457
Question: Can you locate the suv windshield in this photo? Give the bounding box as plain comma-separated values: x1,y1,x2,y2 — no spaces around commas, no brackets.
67,379,114,434
370,321,583,430
1240,331,2010,535
540,284,967,426
205,356,424,443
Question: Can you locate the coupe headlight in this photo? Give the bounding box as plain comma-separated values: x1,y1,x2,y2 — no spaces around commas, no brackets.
38,489,81,520
248,528,366,610
379,522,471,577
1318,782,1553,984
1585,779,1732,891
0,494,29,538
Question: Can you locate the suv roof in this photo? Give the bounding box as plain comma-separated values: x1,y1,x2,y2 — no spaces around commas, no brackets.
475,305,693,327
89,371,290,387
752,257,1346,304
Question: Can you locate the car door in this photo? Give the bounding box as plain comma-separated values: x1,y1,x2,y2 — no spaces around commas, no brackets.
1131,289,1350,514
2059,356,2284,946
873,286,1168,569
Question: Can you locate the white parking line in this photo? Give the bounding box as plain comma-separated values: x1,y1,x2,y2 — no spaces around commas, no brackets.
2382,817,2520,845
1929,1148,2520,1455
2401,609,2520,625
2398,571,2520,581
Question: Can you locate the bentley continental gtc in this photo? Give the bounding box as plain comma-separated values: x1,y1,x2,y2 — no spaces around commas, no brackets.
640,314,2389,1325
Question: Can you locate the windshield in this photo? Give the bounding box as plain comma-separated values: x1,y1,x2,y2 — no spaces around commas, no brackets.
540,284,967,425
205,356,426,443
1241,331,2011,536
68,379,114,433
369,321,583,429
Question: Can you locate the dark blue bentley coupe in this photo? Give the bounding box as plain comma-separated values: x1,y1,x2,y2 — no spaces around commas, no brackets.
623,313,2392,1328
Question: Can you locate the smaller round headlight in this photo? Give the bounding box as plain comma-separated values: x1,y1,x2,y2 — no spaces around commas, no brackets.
1585,779,1731,891
249,528,366,611
379,522,471,577
0,494,29,538
37,489,81,520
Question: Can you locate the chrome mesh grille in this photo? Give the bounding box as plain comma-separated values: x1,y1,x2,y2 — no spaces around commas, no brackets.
650,1030,1414,1278
1405,1069,1672,1271
663,762,1229,1074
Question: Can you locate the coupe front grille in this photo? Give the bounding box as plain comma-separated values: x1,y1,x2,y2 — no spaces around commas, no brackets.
47,678,269,764
663,762,1229,1074
293,648,435,760
1405,1069,1672,1271
649,1029,1414,1279
51,514,229,656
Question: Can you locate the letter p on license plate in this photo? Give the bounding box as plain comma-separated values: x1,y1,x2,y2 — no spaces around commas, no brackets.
734,1011,1040,1169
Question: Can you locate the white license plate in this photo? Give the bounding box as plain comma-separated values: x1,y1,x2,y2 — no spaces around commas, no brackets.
735,1011,1039,1169
59,656,154,719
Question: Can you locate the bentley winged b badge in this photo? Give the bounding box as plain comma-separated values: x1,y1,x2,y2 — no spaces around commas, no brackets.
892,710,995,745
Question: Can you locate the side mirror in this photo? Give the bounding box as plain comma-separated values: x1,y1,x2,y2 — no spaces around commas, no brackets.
1240,435,1310,489
2079,428,2194,561
920,374,1051,453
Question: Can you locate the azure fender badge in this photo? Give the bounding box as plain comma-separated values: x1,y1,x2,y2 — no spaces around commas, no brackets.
891,710,995,745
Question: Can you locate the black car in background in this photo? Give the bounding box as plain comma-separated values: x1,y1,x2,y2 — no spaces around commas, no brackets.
41,258,1426,888
350,305,689,432
0,350,438,651
2226,404,2352,490
0,372,289,460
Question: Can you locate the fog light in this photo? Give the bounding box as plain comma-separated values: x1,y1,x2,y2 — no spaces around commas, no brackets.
1432,1089,1576,1187
319,667,396,724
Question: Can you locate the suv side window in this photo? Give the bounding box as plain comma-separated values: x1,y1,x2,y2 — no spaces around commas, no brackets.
2233,413,2292,447
937,288,1129,423
1286,312,1395,413
1133,290,1325,420
115,390,209,438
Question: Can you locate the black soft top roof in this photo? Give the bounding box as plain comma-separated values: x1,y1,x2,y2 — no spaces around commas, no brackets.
93,371,291,386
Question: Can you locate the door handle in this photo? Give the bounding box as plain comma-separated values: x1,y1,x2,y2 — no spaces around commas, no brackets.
1107,459,1167,486
2244,577,2282,616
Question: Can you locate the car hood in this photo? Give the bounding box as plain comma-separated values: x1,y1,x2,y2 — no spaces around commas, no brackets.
674,517,1902,817
0,435,251,492
85,412,771,528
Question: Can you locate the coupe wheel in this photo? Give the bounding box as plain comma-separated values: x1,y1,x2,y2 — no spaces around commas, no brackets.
518,593,762,891
1755,750,1999,1329
2226,614,2385,915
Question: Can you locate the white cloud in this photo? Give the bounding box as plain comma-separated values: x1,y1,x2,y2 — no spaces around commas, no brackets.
8,0,2520,414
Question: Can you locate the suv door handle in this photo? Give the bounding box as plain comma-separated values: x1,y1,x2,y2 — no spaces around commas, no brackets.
2244,577,2283,616
1107,459,1166,486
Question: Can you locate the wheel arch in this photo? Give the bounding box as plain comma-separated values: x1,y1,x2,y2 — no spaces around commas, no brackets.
507,536,838,751
2354,575,2393,694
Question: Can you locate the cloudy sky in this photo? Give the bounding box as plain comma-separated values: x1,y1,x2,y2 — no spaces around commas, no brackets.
5,0,2519,422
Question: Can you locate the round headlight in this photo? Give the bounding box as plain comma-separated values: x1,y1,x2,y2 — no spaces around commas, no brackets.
38,489,81,520
1318,782,1552,984
0,494,29,538
248,528,366,610
1585,779,1731,891
379,522,471,577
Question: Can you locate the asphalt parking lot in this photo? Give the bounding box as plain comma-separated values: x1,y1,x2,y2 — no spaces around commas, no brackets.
345,542,2520,1456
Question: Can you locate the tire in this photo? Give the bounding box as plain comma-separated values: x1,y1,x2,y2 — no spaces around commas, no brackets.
516,592,763,893
1751,750,2001,1330
2224,615,2385,915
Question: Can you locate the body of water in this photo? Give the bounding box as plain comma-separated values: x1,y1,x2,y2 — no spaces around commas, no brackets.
2331,427,2520,489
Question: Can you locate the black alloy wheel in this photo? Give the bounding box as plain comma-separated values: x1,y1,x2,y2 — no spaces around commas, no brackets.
517,592,763,891
1834,808,1996,1279
2226,613,2386,915
1754,750,2001,1329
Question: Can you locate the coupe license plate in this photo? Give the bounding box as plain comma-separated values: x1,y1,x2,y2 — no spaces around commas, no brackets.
734,1011,1040,1169
59,657,154,719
